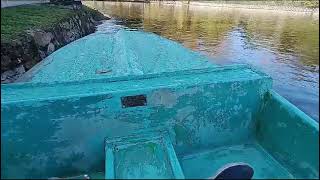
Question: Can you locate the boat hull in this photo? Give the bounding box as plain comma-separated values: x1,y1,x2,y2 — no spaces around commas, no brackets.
1,64,318,179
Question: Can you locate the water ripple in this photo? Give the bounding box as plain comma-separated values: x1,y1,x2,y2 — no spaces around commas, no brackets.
89,1,319,121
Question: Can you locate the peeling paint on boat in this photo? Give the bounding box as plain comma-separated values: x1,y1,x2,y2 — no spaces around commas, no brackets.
1,30,318,179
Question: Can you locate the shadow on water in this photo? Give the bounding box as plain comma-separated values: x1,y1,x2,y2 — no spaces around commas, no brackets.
86,1,319,121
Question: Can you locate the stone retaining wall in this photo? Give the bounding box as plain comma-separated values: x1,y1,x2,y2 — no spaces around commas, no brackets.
1,5,107,83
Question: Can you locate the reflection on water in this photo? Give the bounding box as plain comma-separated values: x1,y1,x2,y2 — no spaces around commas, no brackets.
85,1,319,121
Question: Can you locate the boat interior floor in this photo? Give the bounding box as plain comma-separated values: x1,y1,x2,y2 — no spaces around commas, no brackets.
179,142,294,179
86,140,295,179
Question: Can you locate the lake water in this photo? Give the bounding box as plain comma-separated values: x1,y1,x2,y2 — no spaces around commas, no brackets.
84,1,319,121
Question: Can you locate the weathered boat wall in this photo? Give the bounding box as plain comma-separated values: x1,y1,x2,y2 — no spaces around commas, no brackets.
2,64,318,179
1,65,273,178
256,90,319,178
1,6,108,83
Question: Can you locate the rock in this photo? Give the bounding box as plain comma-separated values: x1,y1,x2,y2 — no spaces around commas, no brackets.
22,51,41,70
24,61,35,70
15,65,26,75
47,43,55,55
1,55,11,69
1,70,15,83
60,21,70,29
31,30,54,47
39,50,47,60
1,65,25,83
1,6,108,84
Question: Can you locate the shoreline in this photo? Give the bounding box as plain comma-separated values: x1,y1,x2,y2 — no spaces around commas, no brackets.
1,3,108,83
150,1,319,14
85,1,319,16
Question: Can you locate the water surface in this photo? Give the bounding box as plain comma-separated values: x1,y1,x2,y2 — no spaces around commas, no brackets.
85,1,319,121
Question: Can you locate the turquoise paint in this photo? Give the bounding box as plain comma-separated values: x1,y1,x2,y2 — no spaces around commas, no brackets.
180,143,294,179
1,30,318,179
105,147,114,179
16,30,216,83
105,132,184,179
163,134,185,179
256,90,319,178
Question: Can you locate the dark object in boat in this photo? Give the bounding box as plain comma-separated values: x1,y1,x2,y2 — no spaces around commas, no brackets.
121,94,147,108
96,69,112,74
212,163,254,179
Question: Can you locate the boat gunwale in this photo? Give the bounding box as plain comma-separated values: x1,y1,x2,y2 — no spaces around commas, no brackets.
1,64,272,104
2,64,269,88
267,90,319,128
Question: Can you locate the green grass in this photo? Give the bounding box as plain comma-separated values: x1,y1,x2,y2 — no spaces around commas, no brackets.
1,4,77,42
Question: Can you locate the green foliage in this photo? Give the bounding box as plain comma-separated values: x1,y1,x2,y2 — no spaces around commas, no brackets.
1,4,76,42
303,0,319,8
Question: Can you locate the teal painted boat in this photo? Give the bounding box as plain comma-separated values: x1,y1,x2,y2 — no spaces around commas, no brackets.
1,30,319,179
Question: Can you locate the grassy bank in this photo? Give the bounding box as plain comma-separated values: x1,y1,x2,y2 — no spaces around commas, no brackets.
1,4,102,42
1,3,107,83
